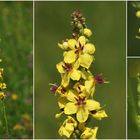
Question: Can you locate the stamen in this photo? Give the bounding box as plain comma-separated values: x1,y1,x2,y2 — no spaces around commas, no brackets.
63,63,73,72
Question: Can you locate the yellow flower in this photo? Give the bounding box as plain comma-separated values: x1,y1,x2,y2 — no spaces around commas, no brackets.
64,90,100,123
136,10,140,18
80,127,98,139
56,61,81,87
90,110,108,120
63,36,95,69
58,116,77,138
84,28,92,37
0,92,5,100
11,93,18,100
13,124,24,130
22,114,31,122
0,68,4,79
0,83,6,90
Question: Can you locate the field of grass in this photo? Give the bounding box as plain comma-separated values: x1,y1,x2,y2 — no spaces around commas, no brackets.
0,2,33,139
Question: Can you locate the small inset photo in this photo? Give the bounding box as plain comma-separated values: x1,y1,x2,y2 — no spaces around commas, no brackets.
128,58,140,138
128,1,140,56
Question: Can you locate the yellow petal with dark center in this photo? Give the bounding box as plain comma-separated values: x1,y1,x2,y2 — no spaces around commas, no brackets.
64,50,77,63
79,54,93,69
56,62,65,73
86,100,100,111
64,102,78,115
76,107,89,123
70,69,81,81
67,90,77,102
83,43,95,54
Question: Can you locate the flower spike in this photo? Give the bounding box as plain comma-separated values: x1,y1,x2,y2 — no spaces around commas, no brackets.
50,10,109,139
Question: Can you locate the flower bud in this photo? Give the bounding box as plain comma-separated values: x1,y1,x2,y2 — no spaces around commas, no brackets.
84,28,92,37
136,10,140,18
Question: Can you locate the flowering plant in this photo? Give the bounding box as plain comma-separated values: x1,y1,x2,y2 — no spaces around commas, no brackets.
50,10,108,139
0,59,8,136
132,2,140,39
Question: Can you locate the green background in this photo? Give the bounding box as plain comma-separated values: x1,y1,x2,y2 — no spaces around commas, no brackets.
0,2,33,138
35,1,126,139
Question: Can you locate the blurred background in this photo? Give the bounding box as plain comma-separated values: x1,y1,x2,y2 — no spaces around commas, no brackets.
35,1,126,139
128,1,140,56
0,2,33,139
128,58,140,138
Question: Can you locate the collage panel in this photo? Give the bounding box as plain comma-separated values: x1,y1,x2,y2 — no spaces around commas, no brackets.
128,58,140,138
128,1,140,56
35,1,126,139
0,1,33,139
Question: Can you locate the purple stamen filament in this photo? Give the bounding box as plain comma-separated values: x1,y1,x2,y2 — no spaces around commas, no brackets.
62,63,73,72
75,96,86,106
75,42,84,54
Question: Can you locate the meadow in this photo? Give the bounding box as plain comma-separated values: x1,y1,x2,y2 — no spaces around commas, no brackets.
0,2,33,138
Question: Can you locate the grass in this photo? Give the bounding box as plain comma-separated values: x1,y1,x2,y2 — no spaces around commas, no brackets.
0,1,33,138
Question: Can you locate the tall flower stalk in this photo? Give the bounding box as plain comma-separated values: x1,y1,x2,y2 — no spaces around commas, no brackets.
132,2,140,39
0,59,8,136
50,10,108,139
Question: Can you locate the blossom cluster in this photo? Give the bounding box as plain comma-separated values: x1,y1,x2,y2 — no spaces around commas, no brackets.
0,59,6,100
136,10,140,39
50,11,108,139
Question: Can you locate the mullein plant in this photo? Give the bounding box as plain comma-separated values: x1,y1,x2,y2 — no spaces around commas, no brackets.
136,73,140,127
0,59,8,136
50,10,108,139
136,10,140,39
132,2,140,39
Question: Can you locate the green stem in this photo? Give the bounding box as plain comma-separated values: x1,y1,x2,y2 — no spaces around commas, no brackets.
2,100,9,135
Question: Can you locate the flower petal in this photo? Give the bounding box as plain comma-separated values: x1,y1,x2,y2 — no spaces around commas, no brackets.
73,59,80,69
59,126,71,138
83,43,95,54
80,127,98,139
68,39,77,50
78,36,86,46
64,102,78,115
81,69,92,80
85,79,95,96
79,54,93,69
58,97,67,109
61,73,70,87
92,110,108,120
64,50,77,63
70,69,81,81
76,107,89,123
67,90,77,102
56,62,65,73
86,100,100,111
